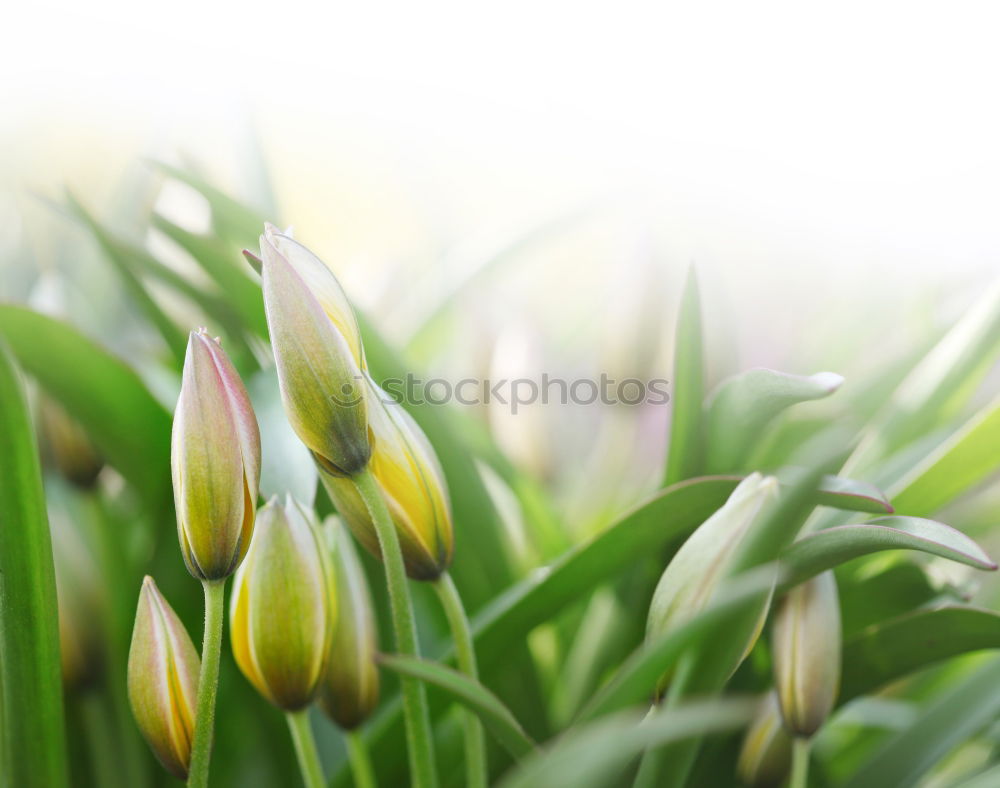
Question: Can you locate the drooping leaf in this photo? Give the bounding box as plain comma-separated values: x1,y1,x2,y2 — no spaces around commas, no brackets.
840,607,1000,703
378,654,536,759
705,368,844,473
497,698,756,788
846,656,1000,788
889,394,1000,517
781,516,996,588
0,342,69,787
663,267,705,486
0,306,172,508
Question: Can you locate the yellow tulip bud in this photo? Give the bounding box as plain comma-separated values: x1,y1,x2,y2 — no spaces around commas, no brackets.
230,497,335,710
772,571,841,737
321,380,453,580
258,225,371,477
37,395,103,489
647,473,779,641
319,518,380,729
172,329,261,580
737,693,792,787
127,576,200,780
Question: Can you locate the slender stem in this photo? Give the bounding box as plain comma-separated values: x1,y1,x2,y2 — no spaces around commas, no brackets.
346,730,377,788
791,737,810,788
286,711,325,788
433,572,487,788
187,579,226,788
351,467,438,788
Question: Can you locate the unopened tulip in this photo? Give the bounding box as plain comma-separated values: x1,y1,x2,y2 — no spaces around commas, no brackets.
230,497,334,710
258,225,370,477
737,693,792,787
128,577,200,780
772,571,841,737
319,518,380,729
321,380,453,580
647,473,779,641
172,329,261,581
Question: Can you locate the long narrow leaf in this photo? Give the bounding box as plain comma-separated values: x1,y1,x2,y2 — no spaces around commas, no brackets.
378,654,536,759
663,267,705,486
0,343,69,788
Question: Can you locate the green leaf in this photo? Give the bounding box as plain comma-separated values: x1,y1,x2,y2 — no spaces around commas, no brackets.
809,474,893,514
378,654,536,759
846,280,1000,473
840,606,1000,703
781,516,996,587
888,394,1000,517
151,213,268,339
0,306,173,508
579,565,781,721
846,656,1000,788
705,368,844,473
497,698,756,788
663,267,705,486
0,342,69,788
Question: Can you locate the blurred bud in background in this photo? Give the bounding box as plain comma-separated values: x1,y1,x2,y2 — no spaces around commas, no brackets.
230,497,334,711
319,518,380,729
172,328,261,581
772,571,842,737
127,576,199,780
258,224,371,477
737,693,793,787
322,382,454,580
50,507,104,690
37,395,104,489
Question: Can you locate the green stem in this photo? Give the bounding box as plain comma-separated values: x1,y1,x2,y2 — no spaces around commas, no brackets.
351,467,438,788
433,572,487,788
346,729,377,788
80,692,120,788
791,737,810,788
187,579,226,788
286,710,325,788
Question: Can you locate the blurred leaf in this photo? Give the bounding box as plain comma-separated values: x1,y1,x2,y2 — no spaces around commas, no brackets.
838,562,940,637
497,698,756,788
663,267,705,486
0,307,172,508
378,654,536,759
846,280,1000,473
246,365,317,506
149,160,266,243
151,213,268,338
889,394,1000,517
705,368,844,473
803,473,892,514
65,193,187,366
840,607,1000,703
0,342,69,787
846,656,1000,788
781,516,997,587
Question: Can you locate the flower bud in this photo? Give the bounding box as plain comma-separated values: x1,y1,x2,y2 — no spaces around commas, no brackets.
319,518,380,729
772,570,841,737
647,473,779,641
172,329,261,580
321,381,453,580
37,395,103,488
258,225,370,477
128,577,200,780
230,497,334,710
737,693,792,787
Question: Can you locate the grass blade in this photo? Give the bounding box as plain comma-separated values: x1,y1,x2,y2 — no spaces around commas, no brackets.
663,267,705,486
378,654,536,759
0,342,69,788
